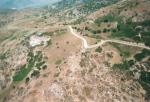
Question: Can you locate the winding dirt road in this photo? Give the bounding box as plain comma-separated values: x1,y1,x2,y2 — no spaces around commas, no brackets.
69,26,150,50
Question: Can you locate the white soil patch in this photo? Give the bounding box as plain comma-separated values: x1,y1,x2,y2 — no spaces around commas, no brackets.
29,35,51,47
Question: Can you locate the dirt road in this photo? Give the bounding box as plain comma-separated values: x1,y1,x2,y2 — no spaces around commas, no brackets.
69,26,150,50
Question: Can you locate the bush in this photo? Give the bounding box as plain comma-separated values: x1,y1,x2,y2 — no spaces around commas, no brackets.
42,65,47,70
13,51,46,82
0,53,7,60
97,30,101,33
31,70,40,78
36,61,45,69
144,37,150,47
134,49,150,61
134,53,145,61
25,77,30,83
140,71,150,83
13,65,31,81
112,60,134,70
95,47,102,53
112,20,137,37
95,14,118,25
103,28,108,33
139,20,150,26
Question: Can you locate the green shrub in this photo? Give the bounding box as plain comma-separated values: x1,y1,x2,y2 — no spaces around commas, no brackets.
31,70,40,78
13,55,35,81
95,14,118,25
112,20,137,37
139,71,150,99
13,51,45,82
112,60,134,71
36,61,45,68
95,47,102,53
13,65,30,81
134,49,150,61
25,77,30,83
0,52,7,60
138,20,150,26
42,65,47,70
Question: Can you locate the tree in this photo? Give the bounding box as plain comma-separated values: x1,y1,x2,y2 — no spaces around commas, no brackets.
95,47,102,53
85,27,89,30
144,38,150,47
103,28,107,33
97,30,101,33
25,77,30,84
104,19,108,23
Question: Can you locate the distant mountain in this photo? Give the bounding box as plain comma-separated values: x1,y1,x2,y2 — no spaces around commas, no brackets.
55,0,119,8
0,0,61,9
54,0,120,14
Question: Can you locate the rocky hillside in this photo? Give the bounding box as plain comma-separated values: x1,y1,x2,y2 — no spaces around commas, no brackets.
0,0,150,102
52,0,120,15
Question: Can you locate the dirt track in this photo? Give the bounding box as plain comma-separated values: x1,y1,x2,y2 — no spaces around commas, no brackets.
69,26,150,50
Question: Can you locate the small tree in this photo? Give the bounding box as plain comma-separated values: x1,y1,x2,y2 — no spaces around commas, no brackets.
103,28,107,33
95,47,102,53
25,77,30,84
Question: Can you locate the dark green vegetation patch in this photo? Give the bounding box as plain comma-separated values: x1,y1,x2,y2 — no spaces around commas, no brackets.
139,71,150,100
134,49,150,61
95,47,102,53
113,60,135,71
0,52,8,60
13,52,35,81
13,51,46,82
95,14,150,47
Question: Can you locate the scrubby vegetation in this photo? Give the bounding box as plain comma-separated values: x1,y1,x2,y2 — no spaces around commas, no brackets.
13,52,35,81
72,17,86,25
94,13,150,47
110,43,135,58
139,71,150,100
55,0,119,15
55,29,67,36
13,51,46,82
95,47,102,53
0,52,8,60
31,70,40,78
0,33,12,43
95,14,137,38
113,59,135,71
95,14,119,25
112,47,150,100
134,49,150,61
113,21,136,37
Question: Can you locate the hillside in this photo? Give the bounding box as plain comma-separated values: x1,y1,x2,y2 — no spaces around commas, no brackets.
52,0,120,17
0,0,150,102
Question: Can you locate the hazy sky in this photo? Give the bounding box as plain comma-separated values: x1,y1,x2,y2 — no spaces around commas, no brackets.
31,0,61,4
0,0,62,9
0,0,61,4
